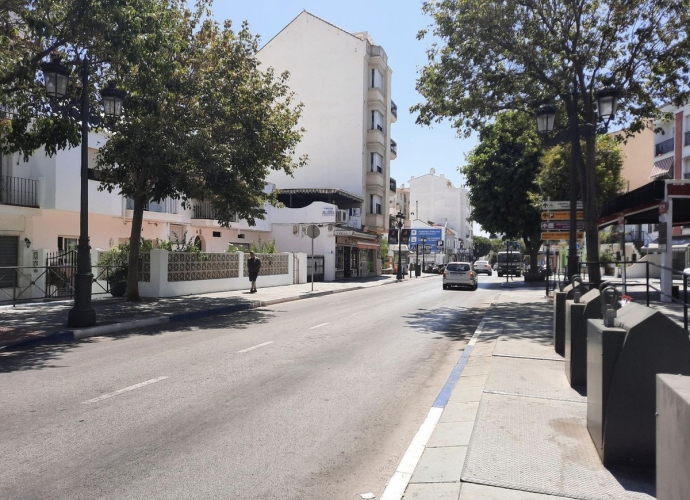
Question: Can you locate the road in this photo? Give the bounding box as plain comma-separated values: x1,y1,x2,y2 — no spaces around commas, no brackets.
0,274,503,499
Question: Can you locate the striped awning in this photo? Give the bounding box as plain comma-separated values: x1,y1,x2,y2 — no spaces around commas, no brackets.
650,157,674,179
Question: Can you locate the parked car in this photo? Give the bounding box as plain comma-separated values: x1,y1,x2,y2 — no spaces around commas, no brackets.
443,262,478,290
473,260,492,276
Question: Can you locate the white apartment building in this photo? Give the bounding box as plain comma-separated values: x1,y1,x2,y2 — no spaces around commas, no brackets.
0,131,271,283
257,11,397,240
408,169,473,247
390,183,411,222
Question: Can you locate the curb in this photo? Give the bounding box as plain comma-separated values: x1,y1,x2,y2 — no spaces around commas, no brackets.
2,275,438,349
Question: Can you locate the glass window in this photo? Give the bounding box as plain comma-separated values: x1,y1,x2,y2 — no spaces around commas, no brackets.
336,247,344,270
447,263,470,272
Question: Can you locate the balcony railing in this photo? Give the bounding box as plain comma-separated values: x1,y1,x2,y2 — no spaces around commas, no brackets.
685,131,690,146
655,137,674,156
391,139,397,155
192,200,216,219
126,197,178,214
391,100,397,118
390,177,396,192
0,176,39,207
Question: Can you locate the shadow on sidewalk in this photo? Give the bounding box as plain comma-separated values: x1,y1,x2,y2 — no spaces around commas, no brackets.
0,308,275,373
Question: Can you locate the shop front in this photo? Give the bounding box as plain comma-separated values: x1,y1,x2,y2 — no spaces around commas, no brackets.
335,233,380,279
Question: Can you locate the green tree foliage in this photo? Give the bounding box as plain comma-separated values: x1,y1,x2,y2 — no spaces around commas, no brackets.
0,0,175,157
379,237,389,265
97,5,306,300
538,135,624,210
472,236,492,260
414,0,690,283
462,112,542,271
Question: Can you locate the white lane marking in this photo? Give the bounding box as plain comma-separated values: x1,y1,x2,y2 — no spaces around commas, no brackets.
380,407,444,500
309,322,329,330
82,376,168,404
238,341,274,353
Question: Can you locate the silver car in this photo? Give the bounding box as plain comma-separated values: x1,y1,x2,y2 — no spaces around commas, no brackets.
473,260,493,276
443,262,477,290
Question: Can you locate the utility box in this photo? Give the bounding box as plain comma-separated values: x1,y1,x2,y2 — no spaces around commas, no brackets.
586,305,690,469
564,288,600,388
553,280,584,356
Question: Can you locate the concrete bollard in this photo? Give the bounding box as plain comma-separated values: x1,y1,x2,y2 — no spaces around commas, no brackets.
657,374,690,499
564,287,600,388
553,276,584,356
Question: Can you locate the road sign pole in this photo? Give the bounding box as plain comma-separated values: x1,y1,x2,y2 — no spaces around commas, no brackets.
311,235,314,292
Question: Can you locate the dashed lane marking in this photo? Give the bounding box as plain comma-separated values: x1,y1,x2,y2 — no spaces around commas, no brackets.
238,341,274,353
82,376,169,404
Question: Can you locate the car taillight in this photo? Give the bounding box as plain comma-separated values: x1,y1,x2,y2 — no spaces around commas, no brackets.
443,271,446,277
470,271,475,278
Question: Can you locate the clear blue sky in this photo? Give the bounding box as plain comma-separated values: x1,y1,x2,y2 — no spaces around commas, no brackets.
213,0,478,191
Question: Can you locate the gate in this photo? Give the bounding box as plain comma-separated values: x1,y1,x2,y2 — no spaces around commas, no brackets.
45,250,76,299
307,255,325,282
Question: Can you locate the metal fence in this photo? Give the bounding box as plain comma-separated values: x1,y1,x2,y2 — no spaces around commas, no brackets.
0,175,39,207
548,260,690,332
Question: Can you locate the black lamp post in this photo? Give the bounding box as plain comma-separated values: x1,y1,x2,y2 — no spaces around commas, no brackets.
420,236,427,273
395,211,404,280
536,83,619,282
41,56,125,327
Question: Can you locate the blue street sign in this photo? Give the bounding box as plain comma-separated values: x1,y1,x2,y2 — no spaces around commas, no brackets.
409,228,443,252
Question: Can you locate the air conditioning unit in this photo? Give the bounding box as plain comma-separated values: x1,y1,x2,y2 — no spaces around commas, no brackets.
336,210,349,223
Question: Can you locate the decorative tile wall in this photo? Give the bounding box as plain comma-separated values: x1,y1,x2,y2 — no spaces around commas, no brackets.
243,253,289,277
138,252,151,282
167,252,240,282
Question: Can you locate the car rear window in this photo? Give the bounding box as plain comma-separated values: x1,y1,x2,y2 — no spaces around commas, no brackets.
475,261,488,265
447,263,470,272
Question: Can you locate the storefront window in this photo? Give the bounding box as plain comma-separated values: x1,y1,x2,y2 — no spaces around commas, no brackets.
336,246,344,270
368,249,375,272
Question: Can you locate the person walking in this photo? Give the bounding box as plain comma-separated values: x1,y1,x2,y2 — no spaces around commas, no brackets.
247,251,261,293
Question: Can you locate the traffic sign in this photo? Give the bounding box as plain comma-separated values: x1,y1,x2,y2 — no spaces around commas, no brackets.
542,231,584,240
541,221,584,231
541,200,583,211
541,211,584,220
306,225,320,239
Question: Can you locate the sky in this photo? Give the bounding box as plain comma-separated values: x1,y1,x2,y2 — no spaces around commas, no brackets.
213,0,477,190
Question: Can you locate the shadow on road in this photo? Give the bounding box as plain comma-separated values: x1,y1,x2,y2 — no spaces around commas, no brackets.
404,306,486,342
0,308,275,373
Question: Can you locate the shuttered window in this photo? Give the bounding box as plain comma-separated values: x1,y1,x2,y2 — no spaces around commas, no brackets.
0,236,18,288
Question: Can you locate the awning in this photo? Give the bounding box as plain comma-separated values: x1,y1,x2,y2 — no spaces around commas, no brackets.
650,157,674,179
357,242,381,250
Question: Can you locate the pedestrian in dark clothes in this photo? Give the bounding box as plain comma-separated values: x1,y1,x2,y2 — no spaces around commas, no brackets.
247,251,261,293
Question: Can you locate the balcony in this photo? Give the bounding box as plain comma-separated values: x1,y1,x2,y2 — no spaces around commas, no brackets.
367,128,385,148
685,131,690,146
391,100,397,122
390,139,397,158
126,197,178,214
0,176,39,208
192,200,216,219
390,177,397,193
655,137,674,156
366,171,386,191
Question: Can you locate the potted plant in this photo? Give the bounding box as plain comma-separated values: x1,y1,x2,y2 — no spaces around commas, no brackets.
99,244,129,297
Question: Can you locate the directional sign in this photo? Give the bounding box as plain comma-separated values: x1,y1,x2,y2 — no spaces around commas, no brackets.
541,221,584,231
541,200,583,211
542,231,584,240
541,211,584,221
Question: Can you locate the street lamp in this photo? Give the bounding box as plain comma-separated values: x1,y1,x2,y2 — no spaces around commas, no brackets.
420,236,427,273
396,211,404,280
41,56,125,327
535,83,619,281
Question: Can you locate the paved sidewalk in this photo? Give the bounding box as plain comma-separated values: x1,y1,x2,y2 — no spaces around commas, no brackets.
1,273,438,349
398,288,656,500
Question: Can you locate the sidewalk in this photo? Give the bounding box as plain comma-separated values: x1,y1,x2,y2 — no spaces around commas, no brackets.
394,288,655,500
1,273,438,349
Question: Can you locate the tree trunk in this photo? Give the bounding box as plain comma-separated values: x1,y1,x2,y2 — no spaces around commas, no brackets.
584,131,601,284
126,193,146,301
523,234,540,272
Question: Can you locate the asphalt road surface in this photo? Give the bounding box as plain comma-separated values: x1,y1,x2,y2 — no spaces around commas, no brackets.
0,274,504,499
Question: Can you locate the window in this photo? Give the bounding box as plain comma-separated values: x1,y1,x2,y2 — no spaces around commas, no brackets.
447,263,470,272
170,224,186,244
0,236,18,287
371,68,383,90
370,194,382,215
58,236,78,251
371,110,384,132
370,152,383,173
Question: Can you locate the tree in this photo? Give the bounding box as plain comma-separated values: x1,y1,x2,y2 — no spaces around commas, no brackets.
462,111,542,271
1,0,174,158
472,236,492,260
538,135,624,210
414,0,690,284
97,7,306,300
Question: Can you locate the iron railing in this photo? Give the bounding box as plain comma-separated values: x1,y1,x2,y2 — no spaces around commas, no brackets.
126,197,178,214
192,200,216,219
391,100,398,118
389,177,396,192
0,176,39,207
391,139,397,155
655,137,674,156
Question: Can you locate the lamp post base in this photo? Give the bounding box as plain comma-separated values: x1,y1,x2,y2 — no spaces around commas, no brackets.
68,273,97,327
396,273,403,280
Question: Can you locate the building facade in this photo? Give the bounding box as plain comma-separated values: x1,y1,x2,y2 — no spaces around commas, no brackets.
256,12,396,247
408,169,473,249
